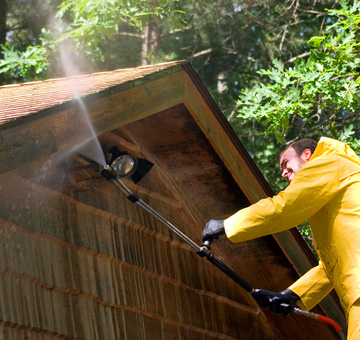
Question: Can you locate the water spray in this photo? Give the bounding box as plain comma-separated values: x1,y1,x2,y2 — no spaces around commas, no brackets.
99,147,346,339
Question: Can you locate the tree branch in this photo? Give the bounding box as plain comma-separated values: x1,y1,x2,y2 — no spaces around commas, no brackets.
285,51,311,63
114,32,143,38
192,48,212,58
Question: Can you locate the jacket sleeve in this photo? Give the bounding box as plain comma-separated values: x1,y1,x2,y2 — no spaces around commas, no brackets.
224,155,339,242
288,261,333,310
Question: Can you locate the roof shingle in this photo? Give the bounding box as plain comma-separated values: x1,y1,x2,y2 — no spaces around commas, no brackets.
0,61,182,126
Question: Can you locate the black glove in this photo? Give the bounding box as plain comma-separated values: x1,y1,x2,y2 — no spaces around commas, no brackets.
251,289,271,307
202,219,225,243
269,289,300,316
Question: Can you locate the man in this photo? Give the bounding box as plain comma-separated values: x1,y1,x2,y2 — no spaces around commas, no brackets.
203,137,360,338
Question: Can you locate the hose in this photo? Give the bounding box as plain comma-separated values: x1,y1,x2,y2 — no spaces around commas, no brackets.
318,315,343,333
293,308,346,339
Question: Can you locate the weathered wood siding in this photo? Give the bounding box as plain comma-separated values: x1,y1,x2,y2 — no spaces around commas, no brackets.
0,103,343,339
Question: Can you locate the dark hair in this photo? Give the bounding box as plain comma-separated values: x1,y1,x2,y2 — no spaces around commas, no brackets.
288,139,318,156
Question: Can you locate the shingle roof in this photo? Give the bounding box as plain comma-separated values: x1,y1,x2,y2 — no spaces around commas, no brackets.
0,61,183,126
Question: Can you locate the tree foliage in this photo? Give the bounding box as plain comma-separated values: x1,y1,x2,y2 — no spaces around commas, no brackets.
54,0,184,59
0,0,184,81
237,0,360,153
0,43,49,79
1,0,338,88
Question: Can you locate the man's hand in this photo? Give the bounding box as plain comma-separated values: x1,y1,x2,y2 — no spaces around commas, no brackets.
269,289,300,316
202,219,225,244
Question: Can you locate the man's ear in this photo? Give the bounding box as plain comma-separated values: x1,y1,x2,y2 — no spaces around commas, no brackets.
302,148,312,161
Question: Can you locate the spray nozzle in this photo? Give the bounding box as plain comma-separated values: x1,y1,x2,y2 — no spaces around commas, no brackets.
101,165,117,181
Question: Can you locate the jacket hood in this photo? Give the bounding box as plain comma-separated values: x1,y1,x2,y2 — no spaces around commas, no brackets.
310,137,360,166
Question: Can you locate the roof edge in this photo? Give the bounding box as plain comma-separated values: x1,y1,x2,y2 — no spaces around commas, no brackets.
0,61,187,132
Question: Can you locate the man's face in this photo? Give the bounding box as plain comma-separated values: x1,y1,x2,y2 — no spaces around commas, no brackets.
279,147,309,183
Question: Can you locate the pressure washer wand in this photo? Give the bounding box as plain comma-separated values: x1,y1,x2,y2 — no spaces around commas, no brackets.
102,173,345,337
112,179,200,251
112,178,253,292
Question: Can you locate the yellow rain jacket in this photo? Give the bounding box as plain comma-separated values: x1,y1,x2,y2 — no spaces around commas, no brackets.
224,137,360,316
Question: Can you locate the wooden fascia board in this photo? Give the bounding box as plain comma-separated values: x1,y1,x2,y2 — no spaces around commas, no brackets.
183,78,264,204
0,69,186,175
182,64,270,203
181,64,346,328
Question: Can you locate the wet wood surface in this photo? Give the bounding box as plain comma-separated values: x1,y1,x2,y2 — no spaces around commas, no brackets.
0,104,343,339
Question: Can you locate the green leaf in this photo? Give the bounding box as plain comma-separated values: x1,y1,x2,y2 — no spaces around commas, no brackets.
308,36,325,47
272,58,284,72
